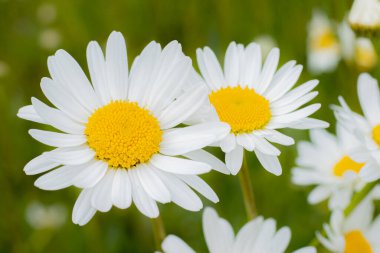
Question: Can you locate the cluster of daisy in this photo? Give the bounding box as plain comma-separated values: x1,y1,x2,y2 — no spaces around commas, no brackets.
307,8,379,75
16,2,380,250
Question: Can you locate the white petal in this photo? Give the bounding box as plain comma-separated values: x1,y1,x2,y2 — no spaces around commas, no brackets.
32,98,85,134
220,133,237,153
243,43,262,88
183,149,230,174
72,160,108,188
156,170,203,211
251,134,281,156
270,227,291,253
162,235,196,253
24,153,59,175
236,134,255,151
255,150,282,175
129,169,159,218
91,169,115,212
17,105,46,124
268,65,303,102
258,130,295,146
41,77,90,122
263,60,296,98
271,91,318,116
292,247,316,253
160,122,230,156
226,145,244,175
105,31,129,100
256,48,280,94
72,189,97,226
136,164,171,203
308,185,332,204
150,154,211,175
29,129,86,147
46,146,95,165
269,104,321,126
158,85,208,129
224,42,239,87
111,169,132,209
196,47,226,90
34,165,78,190
357,73,380,125
176,174,219,203
48,50,100,111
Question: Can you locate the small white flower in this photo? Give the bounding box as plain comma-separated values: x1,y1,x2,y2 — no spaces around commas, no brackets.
307,10,341,75
253,34,277,57
18,31,230,225
338,21,378,71
25,201,67,229
349,0,380,34
160,207,316,253
292,125,367,210
333,73,380,182
195,41,328,176
317,197,380,253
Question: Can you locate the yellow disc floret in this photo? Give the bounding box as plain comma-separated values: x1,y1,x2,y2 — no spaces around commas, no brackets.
209,86,271,134
333,155,365,177
85,101,162,169
372,124,380,146
312,30,337,50
344,230,373,253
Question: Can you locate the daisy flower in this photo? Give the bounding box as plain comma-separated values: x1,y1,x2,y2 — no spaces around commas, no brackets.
333,73,380,182
317,197,380,253
348,0,380,35
195,41,328,175
159,207,316,253
17,31,231,225
338,21,378,71
307,10,341,75
292,124,367,210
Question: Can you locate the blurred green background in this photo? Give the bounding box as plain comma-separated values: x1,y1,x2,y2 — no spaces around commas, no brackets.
1,0,380,252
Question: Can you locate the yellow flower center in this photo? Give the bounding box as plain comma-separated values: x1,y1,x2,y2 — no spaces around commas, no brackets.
355,43,378,71
344,230,373,253
209,86,271,134
372,124,380,146
312,30,336,50
85,101,162,169
333,155,365,177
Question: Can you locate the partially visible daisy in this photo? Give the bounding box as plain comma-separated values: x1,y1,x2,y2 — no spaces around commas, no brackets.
338,21,378,71
333,73,380,182
349,0,380,35
307,10,341,75
159,207,316,253
196,41,328,175
292,125,367,210
253,34,277,57
25,201,67,229
317,197,380,253
18,31,230,225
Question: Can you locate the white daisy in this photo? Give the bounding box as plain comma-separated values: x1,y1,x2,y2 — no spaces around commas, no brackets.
317,197,380,253
307,10,341,75
333,73,380,182
349,0,380,34
338,21,378,71
17,31,231,226
292,124,368,210
195,41,328,175
159,207,316,253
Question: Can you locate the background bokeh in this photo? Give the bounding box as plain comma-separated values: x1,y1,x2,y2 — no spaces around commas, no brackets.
1,0,380,252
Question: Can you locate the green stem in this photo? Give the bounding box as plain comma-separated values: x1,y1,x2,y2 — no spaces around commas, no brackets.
238,151,257,220
310,180,379,248
151,216,166,251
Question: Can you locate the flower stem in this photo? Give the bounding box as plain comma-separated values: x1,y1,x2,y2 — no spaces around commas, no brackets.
238,151,257,220
151,216,166,251
310,180,379,247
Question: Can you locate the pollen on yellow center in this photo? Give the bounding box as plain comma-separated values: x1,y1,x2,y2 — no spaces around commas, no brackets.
85,101,162,169
344,230,373,253
333,155,365,177
312,30,336,50
372,124,380,146
209,86,271,134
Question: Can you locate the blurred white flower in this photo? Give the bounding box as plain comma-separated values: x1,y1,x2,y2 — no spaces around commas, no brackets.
254,34,277,57
292,125,367,210
18,31,229,226
25,201,67,229
39,29,61,50
307,10,340,75
349,0,380,34
338,21,377,71
160,207,316,253
333,73,380,182
317,197,380,253
196,42,327,176
36,3,57,24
